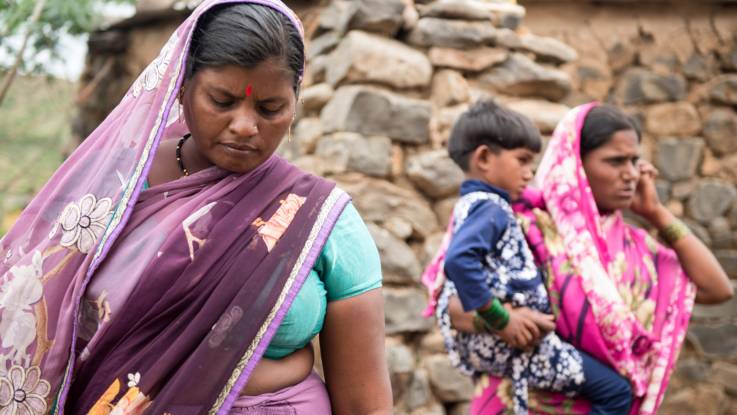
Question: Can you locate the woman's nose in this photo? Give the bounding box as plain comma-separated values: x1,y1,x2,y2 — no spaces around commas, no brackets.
229,109,259,137
622,161,639,181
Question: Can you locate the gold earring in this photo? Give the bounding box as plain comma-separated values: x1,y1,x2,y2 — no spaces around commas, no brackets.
288,125,293,143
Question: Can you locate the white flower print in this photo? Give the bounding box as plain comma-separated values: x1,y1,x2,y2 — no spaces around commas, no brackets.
127,372,141,388
58,194,113,254
0,365,51,415
0,251,44,366
131,32,179,98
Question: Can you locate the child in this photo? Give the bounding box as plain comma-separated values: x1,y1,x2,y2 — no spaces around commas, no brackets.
437,100,632,414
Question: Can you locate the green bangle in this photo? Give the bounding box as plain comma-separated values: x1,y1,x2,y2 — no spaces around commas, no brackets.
477,298,510,331
473,313,491,333
659,218,691,246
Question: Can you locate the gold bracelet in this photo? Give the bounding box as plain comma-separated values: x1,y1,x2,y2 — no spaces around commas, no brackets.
659,218,691,246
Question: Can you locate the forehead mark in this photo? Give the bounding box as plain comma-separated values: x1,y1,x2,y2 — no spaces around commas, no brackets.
245,84,253,97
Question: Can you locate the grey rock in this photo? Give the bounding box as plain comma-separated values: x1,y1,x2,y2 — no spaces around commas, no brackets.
434,197,457,228
670,181,694,200
349,0,405,37
418,0,491,21
660,384,726,415
493,28,523,49
655,180,671,202
483,2,525,30
428,46,507,72
711,362,737,396
314,132,391,177
614,68,687,105
337,173,440,238
386,340,415,374
300,83,334,115
407,150,465,199
655,138,704,181
308,54,329,85
406,370,432,410
703,108,737,156
411,403,446,415
422,232,446,268
479,53,572,101
505,99,570,134
384,288,435,334
318,1,357,35
672,358,710,383
407,17,497,49
432,70,470,108
715,249,737,278
645,102,702,137
368,223,422,284
449,402,472,415
385,216,415,240
709,217,734,249
424,354,474,402
692,281,737,320
607,41,636,72
516,33,579,64
327,31,432,89
322,86,431,144
687,180,737,224
688,324,737,360
683,53,718,82
709,75,737,106
293,117,323,155
308,31,341,61
720,42,737,71
419,331,447,355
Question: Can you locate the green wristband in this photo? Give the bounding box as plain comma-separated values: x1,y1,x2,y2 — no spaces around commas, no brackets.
477,298,510,331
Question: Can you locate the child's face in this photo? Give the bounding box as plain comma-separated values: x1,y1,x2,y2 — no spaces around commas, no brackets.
479,147,536,200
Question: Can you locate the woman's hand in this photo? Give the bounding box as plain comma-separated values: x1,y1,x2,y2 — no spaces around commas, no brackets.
630,160,666,223
628,163,733,304
320,289,392,415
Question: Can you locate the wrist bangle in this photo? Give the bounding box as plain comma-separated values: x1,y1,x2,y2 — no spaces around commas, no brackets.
477,298,510,331
473,313,491,333
659,218,691,246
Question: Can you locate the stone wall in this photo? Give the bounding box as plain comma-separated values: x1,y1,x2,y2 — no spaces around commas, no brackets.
74,0,737,413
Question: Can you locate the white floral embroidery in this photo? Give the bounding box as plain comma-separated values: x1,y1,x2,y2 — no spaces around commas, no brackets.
0,365,50,414
127,372,141,388
58,194,113,254
131,32,179,98
0,251,44,366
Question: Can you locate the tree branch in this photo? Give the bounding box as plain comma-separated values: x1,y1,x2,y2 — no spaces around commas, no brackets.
0,0,47,106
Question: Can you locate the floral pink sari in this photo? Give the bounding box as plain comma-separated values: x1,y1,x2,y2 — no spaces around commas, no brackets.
423,103,695,414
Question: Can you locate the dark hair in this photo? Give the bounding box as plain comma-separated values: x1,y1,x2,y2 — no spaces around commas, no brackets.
580,105,641,157
186,3,304,95
448,100,542,171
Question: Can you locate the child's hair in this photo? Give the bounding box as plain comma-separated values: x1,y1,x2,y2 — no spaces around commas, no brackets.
448,100,542,171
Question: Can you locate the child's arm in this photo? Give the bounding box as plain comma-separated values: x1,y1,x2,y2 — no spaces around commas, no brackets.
444,200,509,311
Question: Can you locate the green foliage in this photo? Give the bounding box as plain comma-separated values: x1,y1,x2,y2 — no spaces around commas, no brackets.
0,0,136,74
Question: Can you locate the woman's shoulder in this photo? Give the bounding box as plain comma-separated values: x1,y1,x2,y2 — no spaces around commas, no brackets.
315,201,383,301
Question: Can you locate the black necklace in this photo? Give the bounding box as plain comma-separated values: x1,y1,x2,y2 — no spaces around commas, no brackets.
176,133,191,176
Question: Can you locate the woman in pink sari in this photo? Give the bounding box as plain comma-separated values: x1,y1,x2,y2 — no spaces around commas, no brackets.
424,102,732,414
0,1,392,414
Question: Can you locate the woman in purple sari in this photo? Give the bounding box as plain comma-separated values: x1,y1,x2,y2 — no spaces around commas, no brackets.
423,103,732,414
0,1,392,414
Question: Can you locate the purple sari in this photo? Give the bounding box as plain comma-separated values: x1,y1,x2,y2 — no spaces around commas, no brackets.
0,1,345,414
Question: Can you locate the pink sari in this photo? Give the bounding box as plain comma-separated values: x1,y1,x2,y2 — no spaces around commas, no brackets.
422,103,695,414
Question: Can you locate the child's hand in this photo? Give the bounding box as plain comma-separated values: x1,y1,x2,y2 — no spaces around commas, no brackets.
515,307,556,334
497,304,543,349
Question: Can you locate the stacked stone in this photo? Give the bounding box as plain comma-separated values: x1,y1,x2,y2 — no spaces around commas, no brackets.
279,0,581,413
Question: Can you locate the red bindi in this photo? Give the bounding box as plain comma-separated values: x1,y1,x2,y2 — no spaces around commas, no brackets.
245,84,253,97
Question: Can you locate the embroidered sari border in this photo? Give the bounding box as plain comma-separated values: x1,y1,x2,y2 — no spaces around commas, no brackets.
211,187,350,414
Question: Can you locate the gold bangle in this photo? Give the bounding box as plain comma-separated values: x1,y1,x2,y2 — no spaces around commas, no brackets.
659,219,691,245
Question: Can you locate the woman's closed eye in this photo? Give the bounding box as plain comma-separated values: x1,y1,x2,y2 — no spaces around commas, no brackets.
210,95,234,109
258,104,284,117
